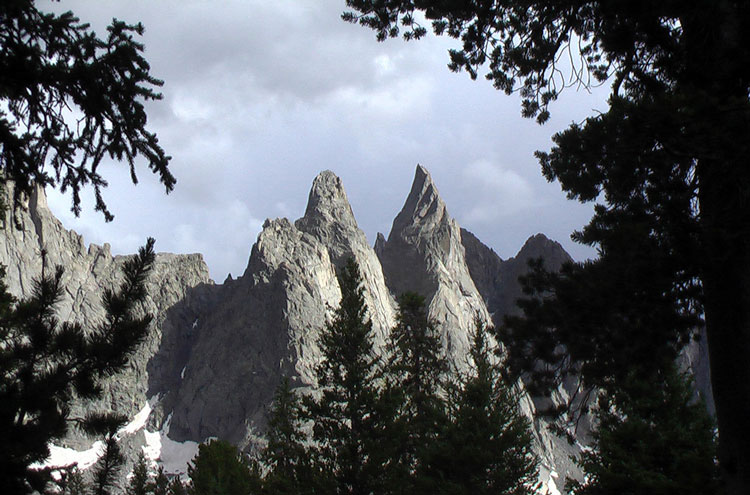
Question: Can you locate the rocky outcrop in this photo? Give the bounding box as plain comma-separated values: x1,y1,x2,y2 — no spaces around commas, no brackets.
376,165,491,360
372,167,582,491
463,229,573,322
160,171,396,448
294,171,396,345
1,169,589,490
0,183,213,461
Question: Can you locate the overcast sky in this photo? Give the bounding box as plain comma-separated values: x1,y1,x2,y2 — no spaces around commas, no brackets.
43,0,610,281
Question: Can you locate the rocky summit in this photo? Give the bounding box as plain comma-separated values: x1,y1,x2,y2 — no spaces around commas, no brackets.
1,167,586,492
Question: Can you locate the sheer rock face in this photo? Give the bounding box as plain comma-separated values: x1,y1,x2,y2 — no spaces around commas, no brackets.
1,169,589,486
164,217,341,446
0,183,213,449
294,171,396,346
462,229,573,321
377,165,491,361
163,171,396,447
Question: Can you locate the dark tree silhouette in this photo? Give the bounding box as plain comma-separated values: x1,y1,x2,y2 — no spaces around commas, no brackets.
0,0,173,220
304,258,383,495
90,418,126,495
149,466,169,495
435,319,538,495
570,366,719,495
382,292,448,494
0,239,156,493
263,377,314,495
344,3,750,492
187,439,260,495
127,452,151,495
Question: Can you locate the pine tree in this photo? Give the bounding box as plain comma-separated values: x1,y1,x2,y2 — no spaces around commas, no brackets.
262,377,314,495
570,365,719,495
128,452,151,495
304,257,382,495
60,467,86,495
187,439,259,495
344,2,750,492
0,239,156,493
436,319,538,495
90,419,127,495
0,1,173,219
150,466,169,495
168,477,188,495
383,292,448,494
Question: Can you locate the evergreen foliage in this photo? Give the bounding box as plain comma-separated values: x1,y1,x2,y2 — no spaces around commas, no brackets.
227,287,544,495
149,466,169,495
127,454,188,495
304,258,382,495
90,423,126,495
128,452,151,495
436,319,538,495
167,477,188,495
343,2,750,492
0,0,173,220
60,467,86,495
383,292,448,494
0,239,156,493
569,366,719,495
187,439,260,495
262,377,313,495
499,255,697,406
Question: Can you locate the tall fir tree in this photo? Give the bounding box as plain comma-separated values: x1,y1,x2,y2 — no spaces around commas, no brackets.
0,239,156,493
383,292,448,495
262,377,314,495
304,257,382,495
435,319,538,495
187,439,260,495
569,365,719,495
60,467,86,495
149,466,169,495
168,477,188,495
89,418,127,495
343,2,750,491
127,452,151,495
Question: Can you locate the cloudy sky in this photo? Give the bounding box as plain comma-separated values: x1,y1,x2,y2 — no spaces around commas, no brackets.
43,0,610,281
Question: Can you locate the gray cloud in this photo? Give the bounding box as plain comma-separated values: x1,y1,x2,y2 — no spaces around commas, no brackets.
42,1,607,279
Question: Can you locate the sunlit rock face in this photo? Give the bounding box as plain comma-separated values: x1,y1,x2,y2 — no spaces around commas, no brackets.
0,169,589,488
162,170,397,447
0,182,213,471
294,170,396,347
376,165,491,362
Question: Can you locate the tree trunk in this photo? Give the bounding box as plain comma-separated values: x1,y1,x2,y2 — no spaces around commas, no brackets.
698,158,750,495
685,3,750,492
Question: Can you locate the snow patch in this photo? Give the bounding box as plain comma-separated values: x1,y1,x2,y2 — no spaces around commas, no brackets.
30,441,105,471
143,413,200,478
542,473,562,495
143,429,162,463
119,402,152,435
32,400,155,471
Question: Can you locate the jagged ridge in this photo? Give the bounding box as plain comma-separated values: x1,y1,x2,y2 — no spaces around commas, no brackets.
0,169,588,491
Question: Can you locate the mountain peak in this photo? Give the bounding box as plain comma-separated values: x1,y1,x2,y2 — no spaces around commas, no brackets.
301,170,354,222
390,165,447,237
294,171,362,266
515,233,572,267
414,163,431,188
